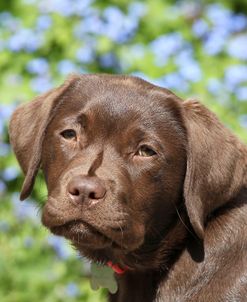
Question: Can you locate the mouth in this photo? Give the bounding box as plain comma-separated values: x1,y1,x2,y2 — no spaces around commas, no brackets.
50,219,115,249
42,200,145,253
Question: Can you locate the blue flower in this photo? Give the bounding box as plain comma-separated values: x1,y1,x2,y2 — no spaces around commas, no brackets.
230,14,247,32
174,49,194,66
76,45,95,64
206,3,231,27
175,49,202,83
36,15,52,31
150,33,184,66
0,142,10,156
0,11,20,31
207,78,223,95
129,44,145,59
227,35,247,61
47,235,74,260
74,14,102,38
192,19,209,38
160,73,189,92
11,193,40,222
0,104,16,120
103,6,138,43
103,6,124,26
39,0,93,17
236,86,247,101
0,11,12,24
99,53,117,68
57,60,78,75
203,29,227,55
179,61,202,83
30,76,53,93
120,16,138,42
71,0,94,17
2,166,20,181
8,28,44,52
26,58,50,75
38,0,74,17
128,2,147,19
7,34,23,52
224,65,247,90
66,282,79,297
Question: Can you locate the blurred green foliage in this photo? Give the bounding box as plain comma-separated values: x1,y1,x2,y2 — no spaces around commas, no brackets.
0,0,246,301
0,194,107,301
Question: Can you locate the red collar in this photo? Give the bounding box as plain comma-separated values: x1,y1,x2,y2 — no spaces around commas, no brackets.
107,261,128,275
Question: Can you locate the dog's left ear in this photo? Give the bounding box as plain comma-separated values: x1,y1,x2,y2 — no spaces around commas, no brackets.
9,75,80,201
182,99,246,239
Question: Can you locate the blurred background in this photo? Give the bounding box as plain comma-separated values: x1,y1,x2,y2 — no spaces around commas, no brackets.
0,0,247,301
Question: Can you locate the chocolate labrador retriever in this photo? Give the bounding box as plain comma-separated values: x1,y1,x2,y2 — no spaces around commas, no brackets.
9,74,247,301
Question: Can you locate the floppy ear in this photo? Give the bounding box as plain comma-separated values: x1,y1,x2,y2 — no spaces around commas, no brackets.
182,99,246,239
9,75,80,201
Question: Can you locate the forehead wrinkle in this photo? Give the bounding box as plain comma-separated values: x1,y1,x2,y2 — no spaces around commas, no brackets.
83,97,142,136
87,150,104,176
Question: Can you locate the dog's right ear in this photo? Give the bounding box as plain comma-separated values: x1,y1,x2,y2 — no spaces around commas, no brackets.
9,75,80,201
182,99,246,239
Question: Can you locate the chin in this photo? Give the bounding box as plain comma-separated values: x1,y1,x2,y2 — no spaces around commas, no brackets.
46,217,144,265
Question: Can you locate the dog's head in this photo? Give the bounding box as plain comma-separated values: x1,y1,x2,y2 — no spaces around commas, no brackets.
9,74,245,269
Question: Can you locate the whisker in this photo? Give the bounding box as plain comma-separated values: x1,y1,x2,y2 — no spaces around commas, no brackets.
171,200,200,242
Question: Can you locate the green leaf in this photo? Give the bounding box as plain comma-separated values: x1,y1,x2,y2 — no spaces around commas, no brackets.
90,263,118,294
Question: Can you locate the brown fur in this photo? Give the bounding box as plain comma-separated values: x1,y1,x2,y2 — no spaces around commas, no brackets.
9,74,247,302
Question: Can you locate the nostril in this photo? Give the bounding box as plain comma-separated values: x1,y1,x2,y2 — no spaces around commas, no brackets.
89,192,96,199
68,183,81,196
70,188,80,196
90,184,106,200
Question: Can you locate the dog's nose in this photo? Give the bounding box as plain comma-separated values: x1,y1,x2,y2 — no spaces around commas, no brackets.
67,176,106,203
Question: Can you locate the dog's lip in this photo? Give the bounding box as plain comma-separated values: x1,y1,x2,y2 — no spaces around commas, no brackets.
50,219,124,249
51,219,106,238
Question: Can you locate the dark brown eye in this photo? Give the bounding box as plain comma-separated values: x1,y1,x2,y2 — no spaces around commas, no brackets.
136,145,157,157
60,129,77,140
